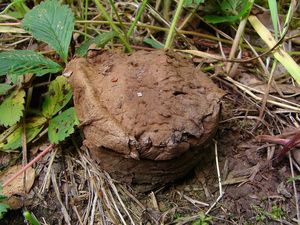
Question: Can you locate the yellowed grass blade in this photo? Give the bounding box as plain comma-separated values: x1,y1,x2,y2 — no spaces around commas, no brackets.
0,26,26,33
248,15,300,85
177,49,224,61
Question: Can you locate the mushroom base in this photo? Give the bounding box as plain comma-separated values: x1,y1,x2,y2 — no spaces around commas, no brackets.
89,143,213,192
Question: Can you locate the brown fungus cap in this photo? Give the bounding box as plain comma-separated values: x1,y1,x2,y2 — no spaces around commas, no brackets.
66,50,224,161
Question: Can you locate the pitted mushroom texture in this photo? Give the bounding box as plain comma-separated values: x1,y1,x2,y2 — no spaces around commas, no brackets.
67,50,224,162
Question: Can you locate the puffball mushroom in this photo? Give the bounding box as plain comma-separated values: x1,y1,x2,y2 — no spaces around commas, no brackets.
66,49,224,191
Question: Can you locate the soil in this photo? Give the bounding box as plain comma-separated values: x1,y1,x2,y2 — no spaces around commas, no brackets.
65,49,224,190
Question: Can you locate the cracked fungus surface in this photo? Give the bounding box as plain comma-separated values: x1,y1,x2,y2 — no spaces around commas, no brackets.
66,50,224,189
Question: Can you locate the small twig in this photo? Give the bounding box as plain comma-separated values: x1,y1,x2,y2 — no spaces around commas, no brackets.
182,193,209,207
292,158,300,173
205,194,223,215
107,186,127,225
150,191,159,210
257,135,300,147
51,170,72,225
206,140,224,215
224,76,300,111
289,152,300,221
89,192,98,225
277,132,300,162
226,18,248,74
164,0,185,48
105,172,136,225
21,117,28,195
3,144,54,187
119,185,146,210
40,147,58,193
72,205,84,225
252,62,275,131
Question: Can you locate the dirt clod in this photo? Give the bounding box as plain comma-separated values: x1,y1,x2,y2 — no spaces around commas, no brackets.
66,50,224,190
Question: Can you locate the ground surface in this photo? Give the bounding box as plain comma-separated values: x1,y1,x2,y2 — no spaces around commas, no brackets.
0,1,299,225
1,90,298,225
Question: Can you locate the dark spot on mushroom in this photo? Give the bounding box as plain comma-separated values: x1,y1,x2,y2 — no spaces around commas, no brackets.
173,91,187,96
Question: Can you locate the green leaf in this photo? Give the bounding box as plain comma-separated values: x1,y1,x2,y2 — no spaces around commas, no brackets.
0,203,10,220
0,84,12,95
23,211,41,225
204,0,252,24
204,14,241,24
220,0,240,15
288,175,300,182
0,117,47,151
183,0,204,7
11,0,30,18
0,50,62,80
268,0,279,39
0,89,25,127
48,107,79,144
22,0,75,62
42,76,72,118
76,31,116,57
143,38,164,49
0,184,7,201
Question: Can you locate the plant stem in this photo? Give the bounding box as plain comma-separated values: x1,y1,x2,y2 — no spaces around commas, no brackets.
3,144,54,187
127,0,148,37
225,17,248,74
83,0,88,40
163,0,171,21
93,0,132,52
107,0,126,32
76,20,268,52
164,0,185,49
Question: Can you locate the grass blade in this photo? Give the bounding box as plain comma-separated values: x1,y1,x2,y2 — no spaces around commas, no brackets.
93,0,132,53
267,0,279,39
248,15,300,85
164,0,185,48
127,0,148,37
76,31,116,57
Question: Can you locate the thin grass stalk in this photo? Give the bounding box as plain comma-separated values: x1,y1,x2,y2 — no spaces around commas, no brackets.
163,0,171,21
84,0,89,40
225,0,254,74
282,0,296,36
225,18,247,74
127,0,148,37
107,0,126,32
75,20,266,52
164,0,185,49
268,0,279,40
93,0,132,52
